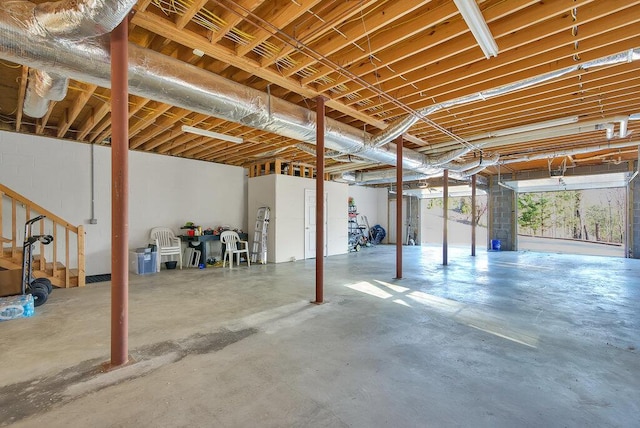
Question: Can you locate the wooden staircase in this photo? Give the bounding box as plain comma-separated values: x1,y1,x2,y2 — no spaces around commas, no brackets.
1,183,85,288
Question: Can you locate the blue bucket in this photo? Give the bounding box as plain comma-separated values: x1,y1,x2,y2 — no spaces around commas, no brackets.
491,239,501,251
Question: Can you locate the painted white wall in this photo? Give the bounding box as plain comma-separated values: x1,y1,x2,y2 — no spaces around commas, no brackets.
247,174,348,263
247,174,277,263
274,175,306,263
325,180,349,256
349,185,389,243
0,130,246,275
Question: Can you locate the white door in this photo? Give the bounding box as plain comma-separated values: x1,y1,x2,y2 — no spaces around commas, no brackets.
304,189,328,259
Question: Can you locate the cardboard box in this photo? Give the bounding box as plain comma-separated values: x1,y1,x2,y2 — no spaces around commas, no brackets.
0,269,23,297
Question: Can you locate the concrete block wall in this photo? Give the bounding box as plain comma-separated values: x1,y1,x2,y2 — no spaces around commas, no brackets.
488,175,515,251
0,130,246,274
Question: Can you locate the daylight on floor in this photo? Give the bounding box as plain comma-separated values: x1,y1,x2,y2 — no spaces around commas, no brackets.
1,1,639,426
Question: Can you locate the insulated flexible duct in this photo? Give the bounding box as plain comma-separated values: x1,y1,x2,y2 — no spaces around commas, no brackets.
24,69,69,117
1,1,638,178
18,0,137,118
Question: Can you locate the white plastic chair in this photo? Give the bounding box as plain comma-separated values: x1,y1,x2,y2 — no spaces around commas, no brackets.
150,227,182,270
220,231,250,268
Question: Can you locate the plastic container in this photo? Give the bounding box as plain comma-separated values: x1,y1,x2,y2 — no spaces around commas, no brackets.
0,294,34,321
129,250,158,274
165,261,178,269
490,239,501,251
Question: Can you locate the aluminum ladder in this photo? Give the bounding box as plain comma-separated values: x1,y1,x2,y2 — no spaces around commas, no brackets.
250,207,270,264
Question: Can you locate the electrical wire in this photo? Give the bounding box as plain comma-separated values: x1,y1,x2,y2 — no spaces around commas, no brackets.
206,0,483,154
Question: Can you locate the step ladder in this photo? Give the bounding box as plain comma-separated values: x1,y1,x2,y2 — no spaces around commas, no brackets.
250,207,270,264
360,215,370,239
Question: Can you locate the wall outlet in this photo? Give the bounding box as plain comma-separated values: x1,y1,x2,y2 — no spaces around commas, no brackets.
89,218,98,225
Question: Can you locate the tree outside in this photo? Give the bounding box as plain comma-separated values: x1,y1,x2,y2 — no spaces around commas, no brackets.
517,188,625,244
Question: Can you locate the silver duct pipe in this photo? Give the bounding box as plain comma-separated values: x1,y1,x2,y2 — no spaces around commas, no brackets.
33,0,138,39
372,49,640,149
0,8,466,175
343,152,500,185
619,118,628,138
422,116,629,155
344,170,468,185
430,147,475,166
459,164,489,178
499,140,640,165
440,152,500,172
18,0,137,118
296,143,370,164
1,2,638,178
24,69,69,117
348,139,637,185
342,171,441,185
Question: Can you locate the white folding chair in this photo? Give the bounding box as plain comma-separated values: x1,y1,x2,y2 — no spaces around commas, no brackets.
150,227,183,270
220,231,250,268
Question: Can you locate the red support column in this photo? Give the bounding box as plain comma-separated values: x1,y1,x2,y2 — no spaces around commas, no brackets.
110,16,129,367
471,174,477,257
396,135,403,279
443,169,449,266
314,97,325,304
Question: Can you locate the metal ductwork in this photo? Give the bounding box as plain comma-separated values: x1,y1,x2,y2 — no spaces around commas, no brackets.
1,1,639,179
23,69,69,117
340,152,500,185
372,49,640,153
0,2,481,175
499,140,640,166
16,0,137,118
33,0,138,39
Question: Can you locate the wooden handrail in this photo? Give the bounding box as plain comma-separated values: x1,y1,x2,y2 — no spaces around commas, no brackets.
0,183,85,288
0,183,78,233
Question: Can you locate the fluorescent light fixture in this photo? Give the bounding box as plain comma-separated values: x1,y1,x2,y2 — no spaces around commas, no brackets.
502,172,632,193
491,116,579,137
402,185,487,199
630,113,640,120
181,125,244,144
453,0,499,59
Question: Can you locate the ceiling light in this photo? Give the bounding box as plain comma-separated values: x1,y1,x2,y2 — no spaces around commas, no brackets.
181,125,244,144
491,116,580,137
502,172,632,192
453,0,499,59
630,113,640,120
192,49,205,57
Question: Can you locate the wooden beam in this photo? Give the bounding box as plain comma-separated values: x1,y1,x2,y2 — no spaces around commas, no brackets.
210,0,267,44
15,66,28,132
261,0,377,69
57,83,97,138
236,0,323,58
138,113,210,150
130,108,192,149
293,0,441,81
318,0,594,95
340,0,632,108
36,101,57,134
77,101,111,140
129,102,173,138
130,11,388,129
175,0,209,29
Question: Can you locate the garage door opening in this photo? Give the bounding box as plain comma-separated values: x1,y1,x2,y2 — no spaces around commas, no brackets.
397,185,489,246
502,173,631,257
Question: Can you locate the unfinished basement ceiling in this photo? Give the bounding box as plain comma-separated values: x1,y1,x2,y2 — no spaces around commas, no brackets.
0,0,639,183
502,171,635,192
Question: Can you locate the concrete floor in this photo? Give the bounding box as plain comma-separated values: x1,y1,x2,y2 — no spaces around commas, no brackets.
1,245,639,427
